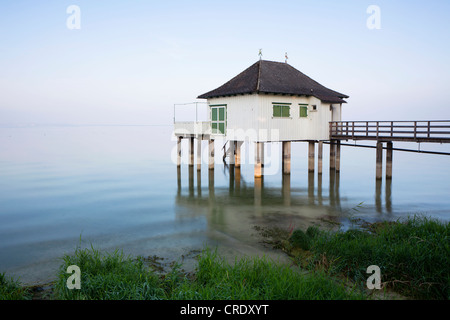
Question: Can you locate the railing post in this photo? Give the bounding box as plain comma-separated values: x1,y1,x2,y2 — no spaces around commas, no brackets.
414,121,417,139
427,121,431,138
352,122,355,139
366,122,369,137
376,122,379,138
391,121,393,137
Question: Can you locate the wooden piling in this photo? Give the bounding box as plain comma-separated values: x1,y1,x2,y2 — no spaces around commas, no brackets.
261,143,265,168
255,142,263,178
235,141,242,168
330,140,336,170
208,138,215,170
308,141,315,172
386,141,393,179
335,140,341,172
177,136,182,167
229,140,235,165
376,141,383,180
197,137,202,171
177,166,181,196
282,141,291,175
189,137,194,166
318,141,323,175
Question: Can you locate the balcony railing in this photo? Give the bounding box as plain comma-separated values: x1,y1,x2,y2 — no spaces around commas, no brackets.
330,120,450,142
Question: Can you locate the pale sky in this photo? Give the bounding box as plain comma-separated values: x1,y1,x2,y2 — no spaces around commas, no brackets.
1,0,449,126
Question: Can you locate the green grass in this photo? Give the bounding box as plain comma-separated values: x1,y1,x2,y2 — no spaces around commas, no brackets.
168,248,365,300
0,273,31,300
51,244,366,300
287,215,450,300
53,245,164,300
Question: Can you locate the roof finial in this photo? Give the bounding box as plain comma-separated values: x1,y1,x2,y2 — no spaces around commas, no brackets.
285,52,288,64
259,49,263,60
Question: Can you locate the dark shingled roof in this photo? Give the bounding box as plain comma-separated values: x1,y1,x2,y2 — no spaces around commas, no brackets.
197,60,348,104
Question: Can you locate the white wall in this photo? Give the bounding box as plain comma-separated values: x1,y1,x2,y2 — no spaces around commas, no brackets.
208,94,339,142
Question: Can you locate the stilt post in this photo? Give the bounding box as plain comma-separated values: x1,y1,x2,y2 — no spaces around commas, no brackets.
318,141,323,175
282,141,291,175
386,141,393,179
208,138,215,170
376,141,383,180
308,141,315,172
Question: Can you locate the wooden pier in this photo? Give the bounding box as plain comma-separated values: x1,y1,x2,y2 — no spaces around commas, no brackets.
329,120,450,180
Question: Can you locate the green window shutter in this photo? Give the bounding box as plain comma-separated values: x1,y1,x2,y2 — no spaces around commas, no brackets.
273,106,281,117
219,123,225,134
212,123,218,133
212,108,217,121
300,106,308,117
219,108,225,121
282,106,290,117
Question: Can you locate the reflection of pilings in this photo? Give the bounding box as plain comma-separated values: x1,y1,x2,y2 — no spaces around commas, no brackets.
254,177,262,206
197,169,202,197
335,171,341,208
177,166,181,196
235,166,241,195
188,165,194,197
229,164,235,194
329,169,336,207
308,171,314,204
385,178,392,213
318,171,323,205
282,174,291,206
375,179,382,213
208,168,215,199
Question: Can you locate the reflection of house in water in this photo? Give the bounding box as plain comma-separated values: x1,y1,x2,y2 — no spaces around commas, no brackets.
176,164,392,239
177,165,342,241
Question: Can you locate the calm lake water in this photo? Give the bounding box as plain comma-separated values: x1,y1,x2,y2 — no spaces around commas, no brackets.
1,125,449,284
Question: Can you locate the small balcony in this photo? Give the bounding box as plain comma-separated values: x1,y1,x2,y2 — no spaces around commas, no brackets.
174,121,212,137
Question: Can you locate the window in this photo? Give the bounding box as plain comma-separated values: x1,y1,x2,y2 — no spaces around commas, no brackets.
272,103,291,118
299,104,308,118
211,105,226,134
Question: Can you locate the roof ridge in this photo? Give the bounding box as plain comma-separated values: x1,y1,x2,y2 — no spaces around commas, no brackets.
256,60,262,92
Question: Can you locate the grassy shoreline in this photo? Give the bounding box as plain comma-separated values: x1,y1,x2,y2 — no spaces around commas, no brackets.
1,215,448,300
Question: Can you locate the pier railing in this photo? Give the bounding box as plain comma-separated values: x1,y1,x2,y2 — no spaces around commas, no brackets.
330,120,450,143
